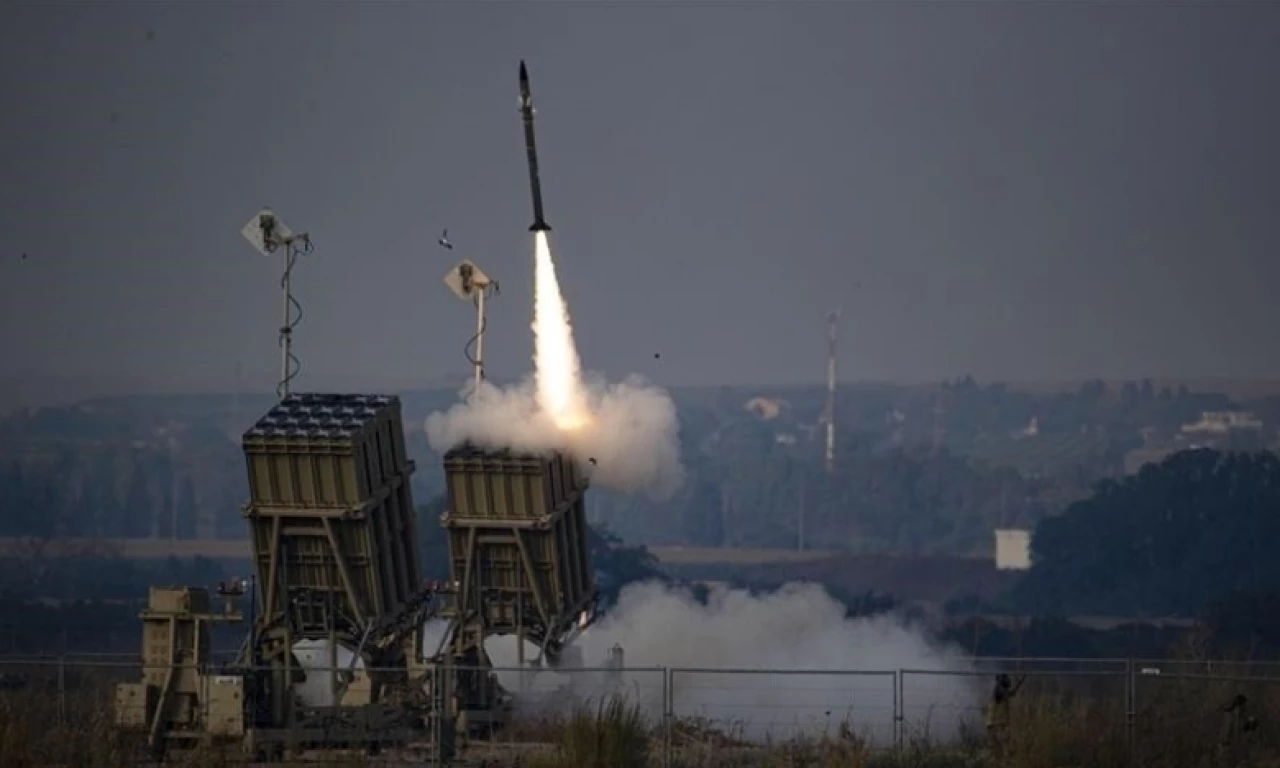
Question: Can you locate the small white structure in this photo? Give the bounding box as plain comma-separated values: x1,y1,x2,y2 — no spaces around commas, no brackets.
994,529,1031,570
1181,411,1263,435
745,397,786,420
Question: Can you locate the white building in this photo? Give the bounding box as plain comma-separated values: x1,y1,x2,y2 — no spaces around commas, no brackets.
994,529,1031,570
1180,411,1263,435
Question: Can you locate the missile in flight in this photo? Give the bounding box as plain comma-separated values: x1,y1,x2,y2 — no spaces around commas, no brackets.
519,60,551,233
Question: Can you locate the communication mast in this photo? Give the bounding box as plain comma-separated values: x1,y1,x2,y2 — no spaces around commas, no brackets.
443,254,498,398
241,208,313,400
822,309,842,474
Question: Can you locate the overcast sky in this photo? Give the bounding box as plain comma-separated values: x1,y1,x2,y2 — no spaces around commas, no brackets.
1,1,1278,396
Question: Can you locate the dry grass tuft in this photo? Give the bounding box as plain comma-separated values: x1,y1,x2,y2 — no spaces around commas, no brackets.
523,694,653,768
0,685,145,768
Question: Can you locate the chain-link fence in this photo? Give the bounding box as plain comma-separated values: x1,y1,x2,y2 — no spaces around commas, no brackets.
1133,663,1280,768
462,664,667,766
667,667,896,766
901,664,1129,765
4,656,1280,766
0,657,164,766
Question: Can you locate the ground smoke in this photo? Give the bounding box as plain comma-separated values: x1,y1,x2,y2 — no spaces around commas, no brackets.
489,581,983,745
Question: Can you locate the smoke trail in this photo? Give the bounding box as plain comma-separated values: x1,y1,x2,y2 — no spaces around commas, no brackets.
532,231,590,430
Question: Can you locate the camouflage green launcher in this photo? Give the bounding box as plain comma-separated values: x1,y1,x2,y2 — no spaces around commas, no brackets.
241,393,420,654
441,446,596,660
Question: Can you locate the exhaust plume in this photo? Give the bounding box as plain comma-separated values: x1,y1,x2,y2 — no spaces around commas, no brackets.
490,581,982,745
425,232,684,498
532,232,590,430
425,376,684,499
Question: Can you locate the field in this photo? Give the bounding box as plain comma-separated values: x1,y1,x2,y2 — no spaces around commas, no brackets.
2,657,1279,767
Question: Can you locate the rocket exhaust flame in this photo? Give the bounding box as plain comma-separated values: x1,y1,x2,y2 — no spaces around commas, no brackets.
532,232,590,431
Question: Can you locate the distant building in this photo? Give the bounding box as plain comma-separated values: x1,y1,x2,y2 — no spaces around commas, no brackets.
1180,411,1263,435
744,397,787,421
1124,411,1268,475
1012,417,1039,439
994,529,1031,570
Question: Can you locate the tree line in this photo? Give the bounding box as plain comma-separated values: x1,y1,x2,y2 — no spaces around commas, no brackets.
1015,449,1280,618
0,380,1274,559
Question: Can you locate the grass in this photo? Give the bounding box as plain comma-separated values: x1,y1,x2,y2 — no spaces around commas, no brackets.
523,696,652,768
3,672,1280,767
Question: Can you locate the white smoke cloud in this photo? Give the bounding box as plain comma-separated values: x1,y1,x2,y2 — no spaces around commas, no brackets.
488,580,983,745
424,374,685,500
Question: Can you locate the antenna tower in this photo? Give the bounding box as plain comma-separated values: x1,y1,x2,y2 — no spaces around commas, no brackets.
443,252,499,398
823,309,842,474
241,208,313,400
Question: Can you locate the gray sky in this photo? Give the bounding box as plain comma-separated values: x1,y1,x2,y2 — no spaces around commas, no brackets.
2,1,1278,396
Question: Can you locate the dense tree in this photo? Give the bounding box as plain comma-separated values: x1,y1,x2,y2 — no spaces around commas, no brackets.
1015,449,1280,617
0,461,34,536
1202,588,1280,660
589,526,667,610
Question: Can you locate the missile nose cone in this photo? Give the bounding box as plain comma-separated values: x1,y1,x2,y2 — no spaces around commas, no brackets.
519,61,529,87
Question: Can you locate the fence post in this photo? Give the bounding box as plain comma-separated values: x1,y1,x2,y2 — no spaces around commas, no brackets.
201,663,210,736
57,654,66,727
1125,659,1135,768
663,668,672,768
895,669,904,752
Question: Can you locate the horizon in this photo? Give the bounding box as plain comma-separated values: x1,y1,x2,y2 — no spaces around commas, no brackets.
3,371,1280,414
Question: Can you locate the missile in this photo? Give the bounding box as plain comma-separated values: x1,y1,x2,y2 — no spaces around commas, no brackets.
519,60,551,233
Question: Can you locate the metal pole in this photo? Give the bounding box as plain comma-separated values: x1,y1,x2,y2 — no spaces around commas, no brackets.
249,574,257,667
329,559,337,710
280,243,292,399
473,286,486,395
663,668,672,768
516,567,526,694
895,669,904,752
1126,658,1135,767
280,245,290,399
57,655,66,726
